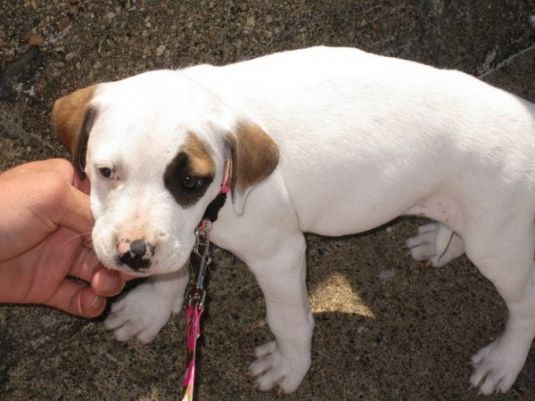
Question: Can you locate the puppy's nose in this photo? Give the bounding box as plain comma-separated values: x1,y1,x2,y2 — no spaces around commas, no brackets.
116,238,155,271
129,239,147,258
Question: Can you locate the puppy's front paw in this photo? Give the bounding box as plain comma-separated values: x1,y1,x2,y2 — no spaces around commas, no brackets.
248,341,310,394
104,284,180,344
406,223,464,267
470,338,528,395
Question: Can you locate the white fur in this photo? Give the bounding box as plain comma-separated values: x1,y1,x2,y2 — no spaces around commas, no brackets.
80,47,535,394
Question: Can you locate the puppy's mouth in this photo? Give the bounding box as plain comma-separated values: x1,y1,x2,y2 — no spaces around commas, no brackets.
116,253,151,269
114,254,151,274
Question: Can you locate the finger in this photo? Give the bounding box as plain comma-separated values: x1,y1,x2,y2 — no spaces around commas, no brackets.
91,269,125,297
1,159,93,240
32,159,89,192
40,159,90,193
44,158,76,181
47,280,106,318
70,246,125,297
69,246,102,282
52,182,94,238
14,158,76,181
75,177,91,195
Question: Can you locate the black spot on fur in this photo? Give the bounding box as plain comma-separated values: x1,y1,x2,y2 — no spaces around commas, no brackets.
163,152,214,207
116,253,151,271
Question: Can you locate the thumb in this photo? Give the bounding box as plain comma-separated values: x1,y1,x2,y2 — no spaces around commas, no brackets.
51,180,94,238
73,174,91,195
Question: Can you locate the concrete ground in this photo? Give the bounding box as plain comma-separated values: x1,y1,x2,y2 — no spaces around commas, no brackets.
1,1,535,400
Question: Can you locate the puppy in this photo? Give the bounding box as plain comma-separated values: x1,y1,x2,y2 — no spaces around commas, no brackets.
52,46,535,395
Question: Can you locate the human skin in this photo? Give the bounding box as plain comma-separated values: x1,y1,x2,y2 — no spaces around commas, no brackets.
0,158,125,318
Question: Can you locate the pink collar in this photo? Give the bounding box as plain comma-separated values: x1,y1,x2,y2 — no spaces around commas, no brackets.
197,159,233,232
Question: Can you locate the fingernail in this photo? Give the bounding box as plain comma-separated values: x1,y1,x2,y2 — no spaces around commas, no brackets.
89,293,105,309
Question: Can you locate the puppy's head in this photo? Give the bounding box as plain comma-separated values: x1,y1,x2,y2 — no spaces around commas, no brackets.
52,71,278,276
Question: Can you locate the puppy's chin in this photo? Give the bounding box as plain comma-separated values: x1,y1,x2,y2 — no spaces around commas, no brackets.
114,269,152,278
119,259,188,276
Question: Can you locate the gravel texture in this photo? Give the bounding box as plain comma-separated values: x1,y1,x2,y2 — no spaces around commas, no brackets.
1,1,535,400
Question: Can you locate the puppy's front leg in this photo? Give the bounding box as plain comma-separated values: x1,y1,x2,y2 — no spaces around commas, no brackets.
104,268,189,343
247,233,314,394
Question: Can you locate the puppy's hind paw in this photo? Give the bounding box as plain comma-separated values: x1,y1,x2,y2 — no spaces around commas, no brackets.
406,223,464,267
248,341,309,394
469,339,526,395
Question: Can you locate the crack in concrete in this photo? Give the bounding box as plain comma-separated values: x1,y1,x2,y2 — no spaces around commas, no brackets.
478,43,535,79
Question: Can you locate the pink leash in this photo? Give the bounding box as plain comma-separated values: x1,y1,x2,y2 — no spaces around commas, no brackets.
181,238,209,401
181,160,232,401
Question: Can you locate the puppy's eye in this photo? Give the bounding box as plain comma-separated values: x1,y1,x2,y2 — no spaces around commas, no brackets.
181,175,204,190
98,167,112,178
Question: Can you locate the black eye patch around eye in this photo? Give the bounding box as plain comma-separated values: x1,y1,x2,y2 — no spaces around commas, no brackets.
163,151,214,207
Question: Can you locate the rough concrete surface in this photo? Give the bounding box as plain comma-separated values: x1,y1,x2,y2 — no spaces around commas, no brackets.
1,1,535,400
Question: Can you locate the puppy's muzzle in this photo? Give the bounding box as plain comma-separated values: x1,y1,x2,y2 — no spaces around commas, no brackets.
116,238,155,271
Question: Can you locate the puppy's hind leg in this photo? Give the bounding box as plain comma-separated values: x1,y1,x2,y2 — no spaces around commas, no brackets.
464,217,535,395
406,222,464,267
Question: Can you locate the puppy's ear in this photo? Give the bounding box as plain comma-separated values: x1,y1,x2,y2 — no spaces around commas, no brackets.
52,85,98,179
226,121,279,215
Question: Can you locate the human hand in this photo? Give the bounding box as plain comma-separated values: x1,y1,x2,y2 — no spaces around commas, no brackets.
0,159,125,318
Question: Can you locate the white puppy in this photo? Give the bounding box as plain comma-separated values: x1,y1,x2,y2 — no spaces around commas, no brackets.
52,46,535,395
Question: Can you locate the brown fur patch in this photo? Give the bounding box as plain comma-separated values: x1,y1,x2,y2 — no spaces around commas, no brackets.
52,85,97,154
52,85,98,177
227,121,279,191
163,134,215,208
182,132,215,177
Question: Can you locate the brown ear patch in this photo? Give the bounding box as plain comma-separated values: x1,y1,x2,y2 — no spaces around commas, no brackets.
52,85,98,177
52,85,97,154
227,121,279,192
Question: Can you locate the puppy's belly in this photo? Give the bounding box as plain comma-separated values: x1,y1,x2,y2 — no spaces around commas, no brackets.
405,194,463,231
298,190,462,237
